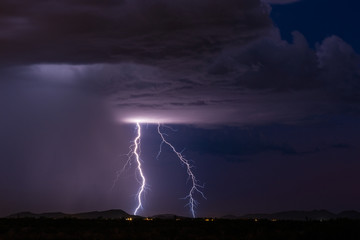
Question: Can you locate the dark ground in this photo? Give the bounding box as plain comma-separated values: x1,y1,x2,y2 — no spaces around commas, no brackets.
0,218,359,240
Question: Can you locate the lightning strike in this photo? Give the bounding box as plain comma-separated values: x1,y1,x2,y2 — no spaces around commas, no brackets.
116,121,205,218
133,122,146,216
157,123,205,218
118,122,146,215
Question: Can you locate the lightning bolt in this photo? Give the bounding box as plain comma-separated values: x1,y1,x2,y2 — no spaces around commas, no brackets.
157,123,205,218
133,122,146,215
115,122,146,215
114,122,204,218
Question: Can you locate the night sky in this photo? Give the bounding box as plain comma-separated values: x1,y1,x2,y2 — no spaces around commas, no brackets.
1,0,360,218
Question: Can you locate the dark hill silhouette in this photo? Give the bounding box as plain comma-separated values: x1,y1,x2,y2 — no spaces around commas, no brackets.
151,214,188,220
221,214,239,219
337,210,360,219
7,212,49,218
6,209,360,220
7,209,130,219
224,210,360,221
73,209,130,219
242,210,336,221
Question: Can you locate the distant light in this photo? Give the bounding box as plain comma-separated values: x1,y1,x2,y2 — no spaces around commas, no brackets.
126,217,133,221
124,117,165,124
122,115,188,124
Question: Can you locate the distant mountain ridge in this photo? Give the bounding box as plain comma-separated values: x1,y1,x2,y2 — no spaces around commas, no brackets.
7,209,130,219
151,214,188,220
224,210,360,221
6,209,360,220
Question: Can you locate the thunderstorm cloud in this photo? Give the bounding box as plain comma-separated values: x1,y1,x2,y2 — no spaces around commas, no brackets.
0,0,359,126
1,0,360,218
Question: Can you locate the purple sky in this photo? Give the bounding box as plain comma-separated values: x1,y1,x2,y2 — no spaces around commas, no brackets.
1,0,360,217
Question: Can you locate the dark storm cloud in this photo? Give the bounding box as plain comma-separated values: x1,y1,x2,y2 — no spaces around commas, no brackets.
1,0,359,125
5,32,359,125
0,0,271,65
72,32,359,125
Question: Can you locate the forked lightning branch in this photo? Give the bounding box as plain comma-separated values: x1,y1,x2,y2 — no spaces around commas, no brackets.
118,122,205,218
